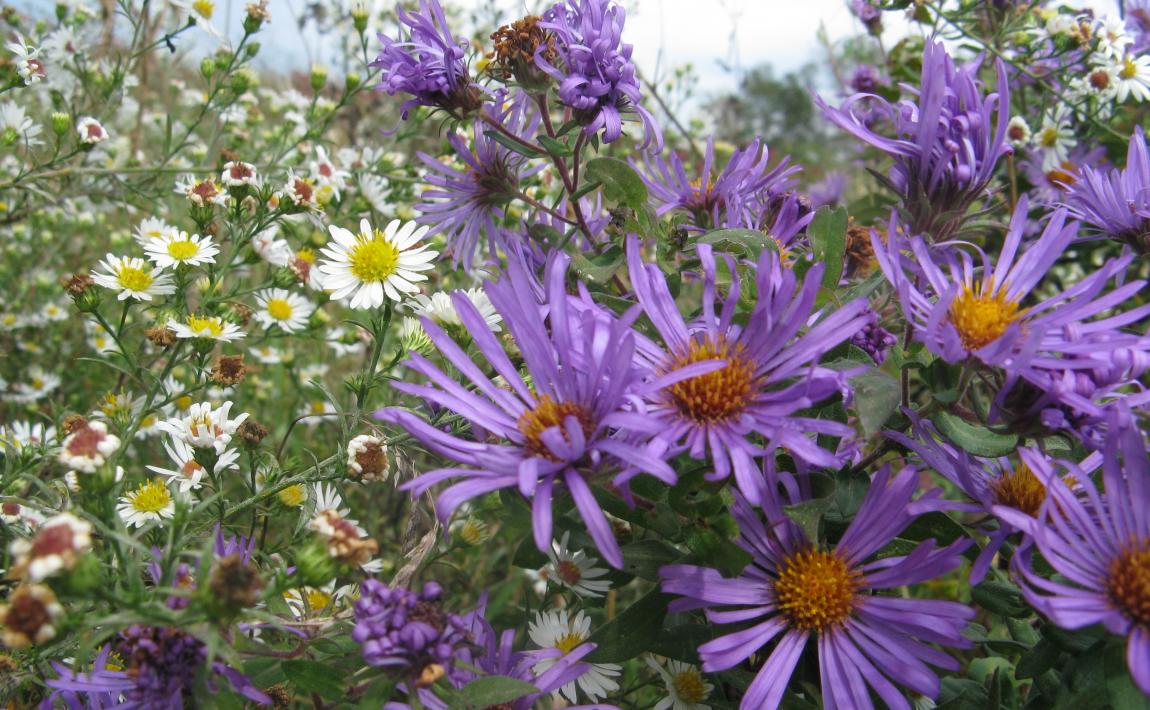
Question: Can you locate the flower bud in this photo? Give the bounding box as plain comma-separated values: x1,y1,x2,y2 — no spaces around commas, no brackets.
309,64,327,93
50,112,70,136
293,540,336,588
200,57,215,80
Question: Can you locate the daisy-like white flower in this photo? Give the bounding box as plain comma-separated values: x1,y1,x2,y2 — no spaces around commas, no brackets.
167,314,245,342
249,344,286,364
1035,110,1076,171
0,101,41,146
40,302,67,322
1005,116,1031,149
8,513,93,581
58,420,120,474
282,582,349,618
76,117,107,145
251,227,293,266
86,320,119,354
143,231,218,268
253,288,315,332
1095,15,1134,59
528,609,621,703
0,421,55,453
310,146,350,192
171,0,226,42
175,175,228,207
1113,52,1150,103
345,434,390,482
157,401,248,454
317,218,437,309
648,657,714,710
541,531,611,598
91,254,175,301
5,34,44,84
134,217,176,245
6,368,61,403
221,160,261,189
298,398,338,423
409,288,502,332
281,173,320,211
117,479,175,528
146,438,238,494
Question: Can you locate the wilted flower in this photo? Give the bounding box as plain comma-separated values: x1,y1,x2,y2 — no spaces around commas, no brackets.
0,585,63,649
346,434,390,482
58,419,121,473
8,513,93,581
76,116,108,145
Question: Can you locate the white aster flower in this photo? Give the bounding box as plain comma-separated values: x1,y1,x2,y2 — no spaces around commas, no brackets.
1034,111,1076,171
1113,53,1150,103
410,288,502,332
146,437,238,493
0,101,41,146
143,231,218,268
253,288,315,332
91,254,176,301
529,609,621,703
8,368,62,403
317,218,437,309
298,398,339,424
40,302,68,322
76,116,107,145
134,217,177,245
221,160,261,188
57,420,120,473
542,531,612,598
1095,16,1133,59
157,400,248,454
0,421,55,453
8,513,93,581
250,344,286,364
174,175,228,207
171,0,226,42
5,34,44,84
648,658,714,710
310,146,350,191
167,314,244,342
117,479,175,528
251,227,293,266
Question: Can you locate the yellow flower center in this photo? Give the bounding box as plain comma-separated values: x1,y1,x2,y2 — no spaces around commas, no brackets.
296,247,316,264
990,462,1046,517
266,298,294,321
31,377,44,389
1107,541,1150,626
278,484,306,507
775,548,859,631
1039,126,1060,149
459,519,488,545
1,314,15,326
309,400,329,415
1121,57,1139,80
517,395,594,462
130,479,172,514
175,395,193,411
666,337,757,424
306,588,332,610
166,239,199,261
948,284,1024,352
186,315,225,338
116,264,154,292
192,0,214,19
672,668,709,703
348,231,401,283
554,631,585,655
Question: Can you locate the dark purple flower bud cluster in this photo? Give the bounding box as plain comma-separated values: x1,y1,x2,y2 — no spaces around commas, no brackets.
114,625,206,706
851,312,898,364
352,580,471,675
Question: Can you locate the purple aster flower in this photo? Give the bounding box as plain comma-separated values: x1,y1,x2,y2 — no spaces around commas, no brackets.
850,0,883,33
1003,409,1150,696
372,0,483,119
534,0,661,150
352,580,472,679
416,95,542,270
45,626,270,707
873,197,1150,384
850,311,898,365
1129,1,1150,53
214,523,255,564
660,466,974,710
1063,126,1150,254
849,64,886,95
637,136,799,229
625,237,870,505
377,252,697,567
821,41,1010,242
888,413,1100,584
1020,143,1108,206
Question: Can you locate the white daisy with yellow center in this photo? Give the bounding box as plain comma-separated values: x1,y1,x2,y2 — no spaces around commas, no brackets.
143,231,219,268
253,288,316,332
167,313,244,342
528,609,621,704
1113,53,1150,103
116,479,175,528
146,437,238,494
317,218,437,309
648,657,714,710
91,254,176,301
133,217,176,245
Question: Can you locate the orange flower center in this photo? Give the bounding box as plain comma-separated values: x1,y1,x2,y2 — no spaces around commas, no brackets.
517,395,593,462
1107,541,1150,627
948,284,1024,352
990,462,1046,517
775,548,859,630
666,337,757,423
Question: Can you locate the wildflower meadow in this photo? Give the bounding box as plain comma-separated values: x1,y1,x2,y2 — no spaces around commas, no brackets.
2,0,1150,707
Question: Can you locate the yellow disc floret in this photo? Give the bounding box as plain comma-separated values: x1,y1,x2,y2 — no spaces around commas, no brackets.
775,548,859,631
666,337,757,424
129,479,172,514
348,231,400,283
1107,541,1150,626
116,264,154,292
948,284,1024,352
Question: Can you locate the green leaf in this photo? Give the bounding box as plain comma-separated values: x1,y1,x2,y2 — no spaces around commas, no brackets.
1105,636,1150,709
585,587,670,663
808,206,848,289
647,624,718,663
697,228,781,259
585,157,648,210
537,134,572,157
971,580,1030,618
850,369,900,436
281,660,345,700
458,676,540,708
570,245,625,284
1017,638,1061,679
933,412,1019,458
936,678,989,710
619,539,682,581
784,496,833,545
486,129,543,157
